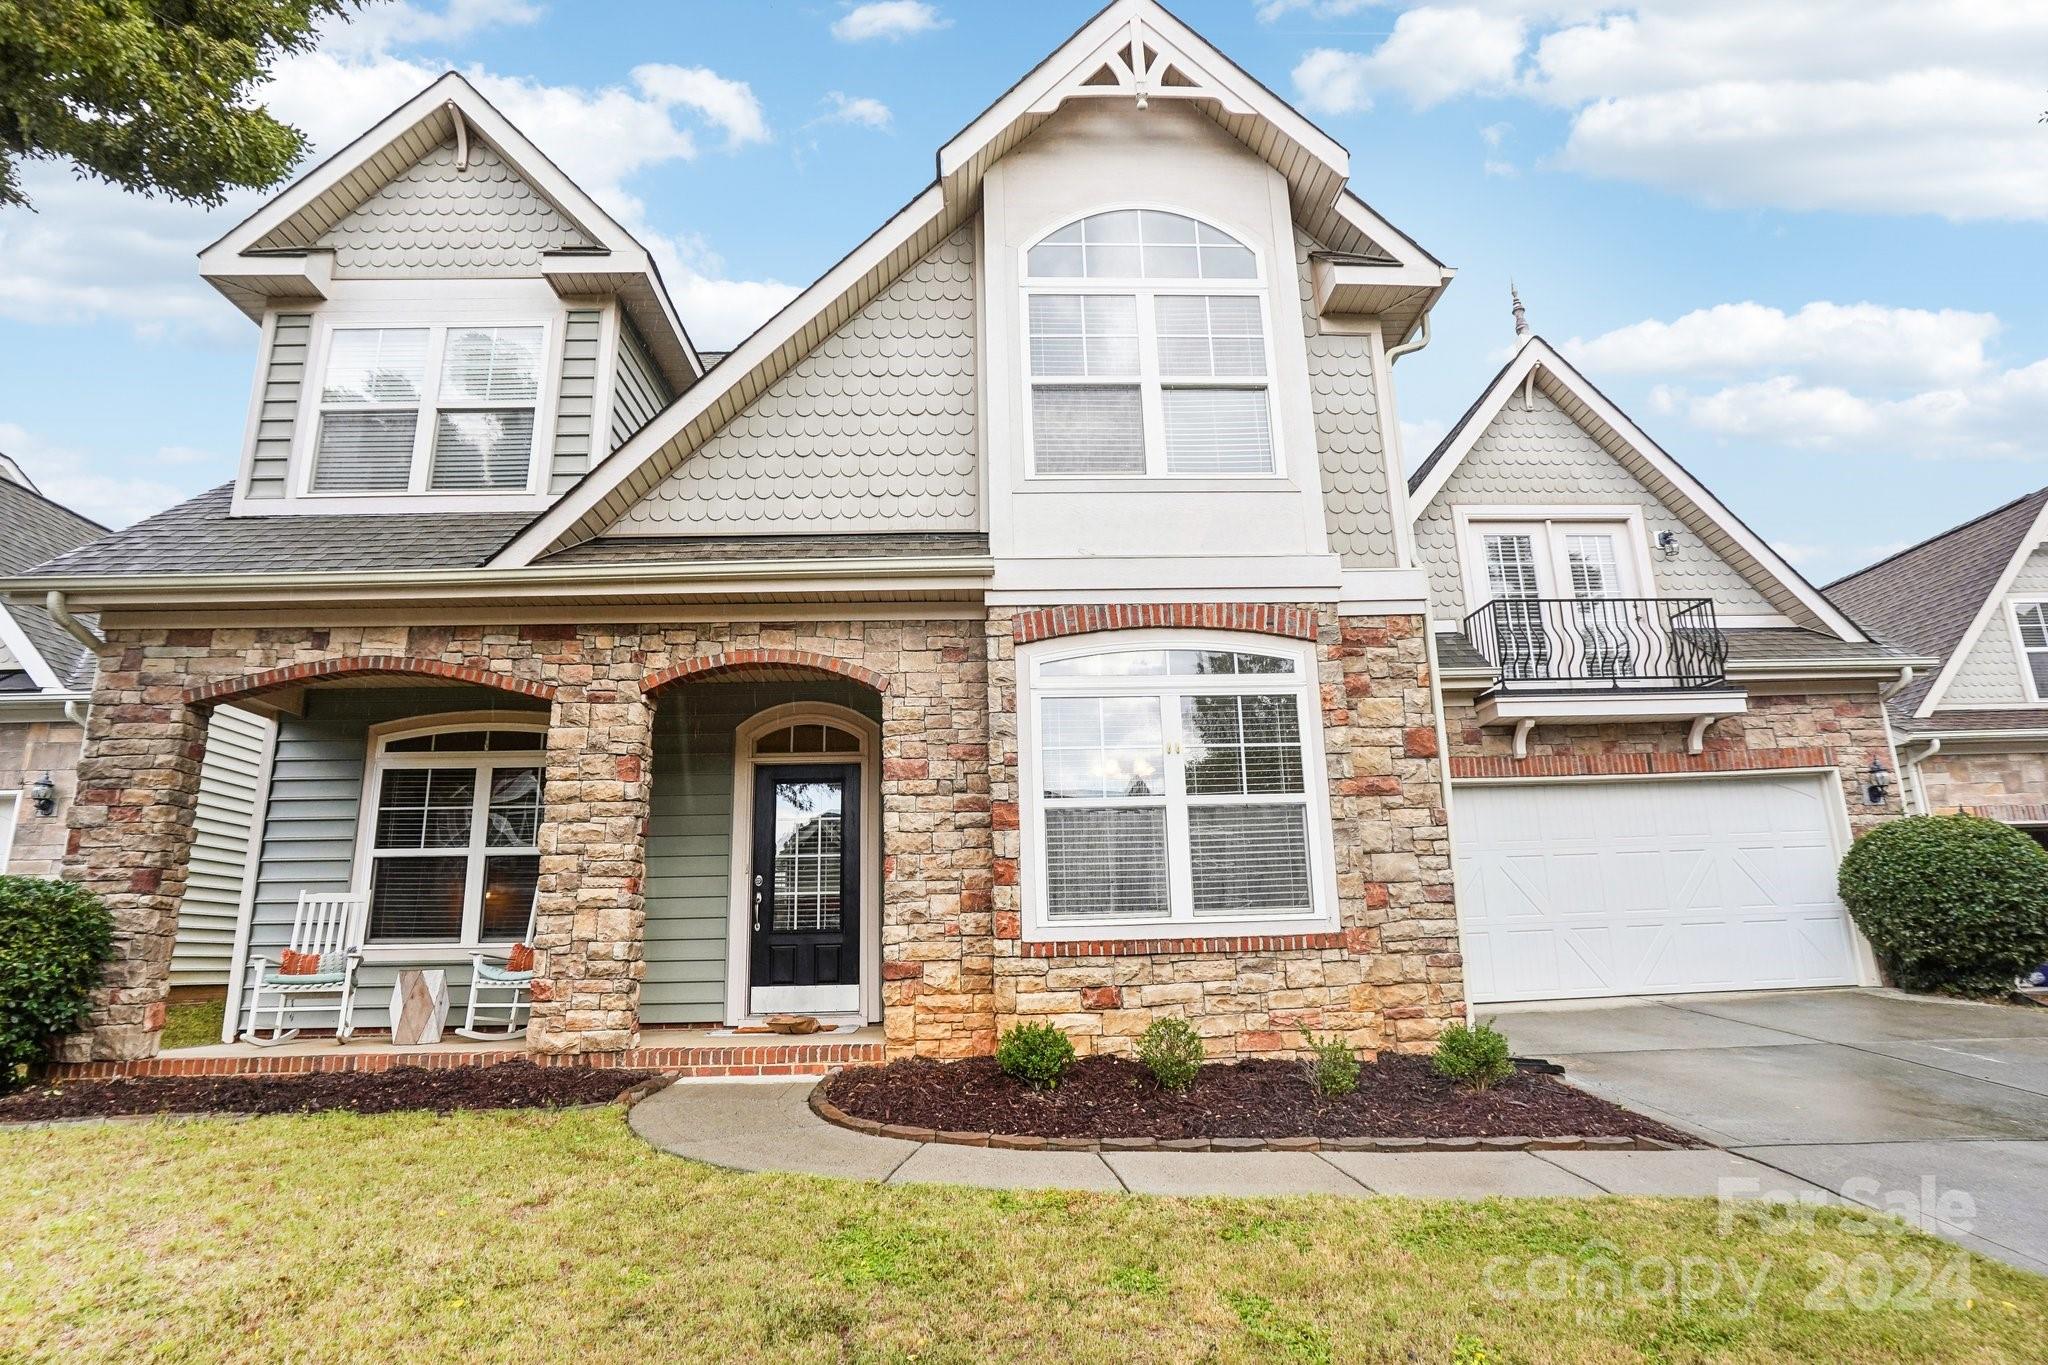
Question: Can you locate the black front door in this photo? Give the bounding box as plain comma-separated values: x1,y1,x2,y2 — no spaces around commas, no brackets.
750,764,860,991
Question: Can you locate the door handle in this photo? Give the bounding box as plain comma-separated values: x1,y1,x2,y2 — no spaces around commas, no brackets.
752,883,763,933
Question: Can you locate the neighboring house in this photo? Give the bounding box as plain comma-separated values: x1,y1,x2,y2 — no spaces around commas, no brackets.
1829,489,2048,835
0,1,1921,1065
0,457,103,875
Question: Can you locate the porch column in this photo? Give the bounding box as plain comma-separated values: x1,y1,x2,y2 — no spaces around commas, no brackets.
55,667,209,1062
527,675,654,1056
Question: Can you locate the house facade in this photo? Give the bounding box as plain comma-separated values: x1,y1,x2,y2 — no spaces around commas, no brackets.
2,2,1919,1067
1830,489,2048,834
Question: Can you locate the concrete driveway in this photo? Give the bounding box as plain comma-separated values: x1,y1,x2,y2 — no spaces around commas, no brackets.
1490,989,2048,1273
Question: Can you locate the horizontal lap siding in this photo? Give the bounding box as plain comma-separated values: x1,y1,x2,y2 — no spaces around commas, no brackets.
245,315,310,500
171,705,273,988
549,310,603,493
641,680,880,1024
243,687,548,1032
609,315,673,452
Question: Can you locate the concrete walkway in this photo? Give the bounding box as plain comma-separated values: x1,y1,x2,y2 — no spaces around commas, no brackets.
627,1079,1828,1202
1490,988,2048,1274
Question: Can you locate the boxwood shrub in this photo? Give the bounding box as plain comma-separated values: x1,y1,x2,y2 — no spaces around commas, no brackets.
995,1021,1075,1090
1837,814,2048,997
0,876,113,1089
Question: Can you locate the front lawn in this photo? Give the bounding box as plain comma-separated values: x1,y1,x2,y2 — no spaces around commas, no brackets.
159,997,226,1050
3,1107,2044,1362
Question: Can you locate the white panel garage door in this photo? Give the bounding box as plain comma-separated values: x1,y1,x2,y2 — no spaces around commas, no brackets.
1457,775,1862,1003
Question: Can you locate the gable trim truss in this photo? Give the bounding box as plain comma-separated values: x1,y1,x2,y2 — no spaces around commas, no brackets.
1913,497,2048,718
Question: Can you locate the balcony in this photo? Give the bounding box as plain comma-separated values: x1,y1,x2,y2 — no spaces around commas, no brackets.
1458,596,1747,755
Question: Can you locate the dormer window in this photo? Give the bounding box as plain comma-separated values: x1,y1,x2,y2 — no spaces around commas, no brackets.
1023,209,1276,479
308,322,545,496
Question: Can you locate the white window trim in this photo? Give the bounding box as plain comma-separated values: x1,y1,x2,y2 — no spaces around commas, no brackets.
1017,629,1339,943
1018,205,1284,482
724,703,883,1026
0,789,18,870
2006,598,2048,703
348,713,549,959
1451,506,1658,615
295,314,556,502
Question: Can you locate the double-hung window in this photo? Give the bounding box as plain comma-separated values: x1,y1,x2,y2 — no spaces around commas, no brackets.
2014,603,2048,698
1024,209,1275,478
1025,637,1327,936
362,725,546,945
309,323,545,495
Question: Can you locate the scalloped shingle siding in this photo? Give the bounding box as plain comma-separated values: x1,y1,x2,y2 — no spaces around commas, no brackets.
610,229,979,535
1943,543,2048,704
1413,390,1777,617
320,141,590,275
1298,231,1397,567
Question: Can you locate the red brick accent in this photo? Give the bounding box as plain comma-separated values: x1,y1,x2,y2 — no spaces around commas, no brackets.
1021,932,1348,958
642,648,890,696
1956,801,2048,824
1010,603,1319,645
45,1039,884,1082
183,655,557,706
1449,746,1832,780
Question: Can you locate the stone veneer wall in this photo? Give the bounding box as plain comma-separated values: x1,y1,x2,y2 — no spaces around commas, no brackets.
981,605,1463,1060
61,620,991,1062
1,717,83,877
1916,749,2048,823
1443,686,1903,837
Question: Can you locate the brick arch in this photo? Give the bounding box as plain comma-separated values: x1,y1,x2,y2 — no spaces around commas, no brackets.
182,655,557,707
642,648,890,696
1011,603,1320,645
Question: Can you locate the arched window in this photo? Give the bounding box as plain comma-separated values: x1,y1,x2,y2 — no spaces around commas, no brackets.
1020,634,1329,938
1023,210,1275,479
359,717,548,946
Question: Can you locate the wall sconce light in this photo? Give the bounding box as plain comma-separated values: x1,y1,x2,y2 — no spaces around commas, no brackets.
28,772,56,817
1866,760,1893,805
1656,531,1681,560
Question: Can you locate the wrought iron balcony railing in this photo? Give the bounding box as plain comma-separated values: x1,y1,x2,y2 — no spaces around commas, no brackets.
1462,596,1729,691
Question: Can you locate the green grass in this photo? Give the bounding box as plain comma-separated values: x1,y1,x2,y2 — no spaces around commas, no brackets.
3,1107,2045,1362
159,998,225,1050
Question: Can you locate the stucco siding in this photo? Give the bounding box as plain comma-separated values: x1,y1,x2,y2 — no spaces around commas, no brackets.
317,140,590,276
609,315,672,452
609,228,979,536
172,705,272,989
243,687,547,1031
549,309,602,493
245,314,310,500
1414,390,1779,618
1298,231,1397,568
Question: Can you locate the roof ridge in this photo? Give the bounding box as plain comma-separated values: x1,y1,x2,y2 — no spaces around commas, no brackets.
1826,486,2048,589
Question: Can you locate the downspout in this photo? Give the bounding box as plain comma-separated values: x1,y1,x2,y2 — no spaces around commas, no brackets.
1901,737,1941,816
45,590,103,651
1385,308,1430,363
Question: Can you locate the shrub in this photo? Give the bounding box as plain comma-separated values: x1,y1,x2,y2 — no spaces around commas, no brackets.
1432,1020,1514,1092
1837,814,2048,997
1300,1029,1359,1098
1136,1016,1205,1092
0,877,113,1090
995,1021,1075,1090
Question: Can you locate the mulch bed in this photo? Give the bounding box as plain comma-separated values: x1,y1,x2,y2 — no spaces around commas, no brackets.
0,1062,663,1123
821,1054,1703,1147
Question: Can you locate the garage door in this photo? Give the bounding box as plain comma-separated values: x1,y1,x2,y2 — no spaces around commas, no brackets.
1456,775,1862,1003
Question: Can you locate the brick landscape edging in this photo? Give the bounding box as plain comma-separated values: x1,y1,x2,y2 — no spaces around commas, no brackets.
46,1041,886,1083
805,1086,1680,1152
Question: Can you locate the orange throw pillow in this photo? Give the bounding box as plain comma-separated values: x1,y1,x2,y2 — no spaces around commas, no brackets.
506,943,535,972
278,949,318,976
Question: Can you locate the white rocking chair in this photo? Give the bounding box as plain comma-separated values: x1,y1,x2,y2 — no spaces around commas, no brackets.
456,910,539,1041
241,892,368,1046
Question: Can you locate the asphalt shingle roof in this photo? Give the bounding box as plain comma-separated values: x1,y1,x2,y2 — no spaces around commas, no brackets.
0,476,107,687
538,532,990,566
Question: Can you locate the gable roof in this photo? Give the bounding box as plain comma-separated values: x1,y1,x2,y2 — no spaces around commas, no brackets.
490,0,1453,566
1829,488,2048,721
199,72,700,390
1407,335,1866,642
0,475,106,691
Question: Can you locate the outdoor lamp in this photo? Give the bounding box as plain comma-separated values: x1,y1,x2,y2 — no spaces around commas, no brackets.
1865,760,1893,805
28,772,56,817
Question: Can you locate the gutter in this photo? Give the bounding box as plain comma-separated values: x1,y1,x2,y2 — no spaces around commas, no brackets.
45,590,104,650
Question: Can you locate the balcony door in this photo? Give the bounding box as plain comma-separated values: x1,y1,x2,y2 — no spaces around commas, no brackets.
1473,519,1643,683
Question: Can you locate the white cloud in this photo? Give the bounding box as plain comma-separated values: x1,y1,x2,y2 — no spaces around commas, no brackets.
0,424,201,528
1255,0,1380,20
630,65,770,150
818,93,894,130
322,0,541,56
1400,415,1449,459
1288,2,2048,221
1293,8,1524,114
831,2,948,43
1570,302,2000,389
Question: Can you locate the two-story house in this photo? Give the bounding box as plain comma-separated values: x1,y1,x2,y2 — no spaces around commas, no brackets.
1,1,1920,1070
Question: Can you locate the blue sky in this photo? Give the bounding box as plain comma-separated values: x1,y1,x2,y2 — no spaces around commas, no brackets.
2,0,2045,582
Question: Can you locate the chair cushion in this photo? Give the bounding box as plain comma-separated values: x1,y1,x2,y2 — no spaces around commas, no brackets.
261,968,346,987
475,962,537,984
